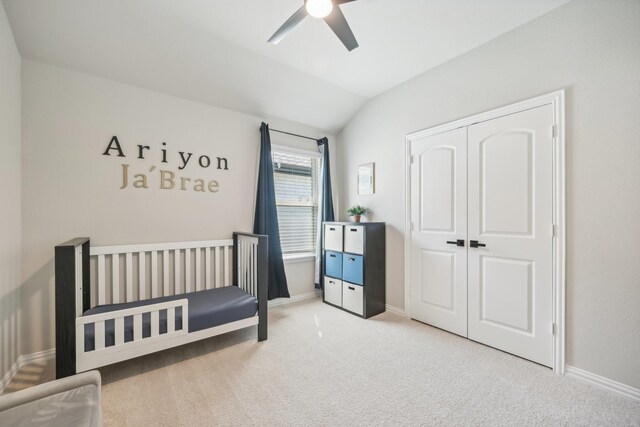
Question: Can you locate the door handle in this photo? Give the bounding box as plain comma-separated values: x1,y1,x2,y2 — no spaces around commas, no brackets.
469,240,486,248
446,239,465,247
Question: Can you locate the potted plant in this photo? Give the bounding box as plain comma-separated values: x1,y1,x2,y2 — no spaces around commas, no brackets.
347,205,370,223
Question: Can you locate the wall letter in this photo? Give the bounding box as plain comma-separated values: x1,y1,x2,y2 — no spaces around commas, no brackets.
160,170,175,189
216,157,228,170
120,164,129,189
133,174,148,188
161,142,168,163
199,155,211,168
103,136,125,157
137,145,150,159
208,180,219,193
194,179,205,192
178,152,193,170
180,177,191,190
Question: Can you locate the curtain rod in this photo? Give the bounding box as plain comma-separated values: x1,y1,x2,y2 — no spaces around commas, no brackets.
269,128,318,142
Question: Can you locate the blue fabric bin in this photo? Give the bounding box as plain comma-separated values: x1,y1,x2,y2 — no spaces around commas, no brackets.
325,251,343,279
342,254,363,285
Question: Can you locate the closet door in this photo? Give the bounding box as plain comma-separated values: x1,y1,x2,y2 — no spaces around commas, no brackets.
409,127,468,337
467,105,554,367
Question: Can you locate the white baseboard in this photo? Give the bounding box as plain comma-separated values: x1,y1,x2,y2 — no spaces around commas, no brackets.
269,290,322,308
0,349,55,394
385,304,406,316
565,365,640,402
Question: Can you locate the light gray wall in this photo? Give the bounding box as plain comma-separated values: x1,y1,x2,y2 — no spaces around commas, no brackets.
0,0,21,385
338,0,640,388
20,60,335,356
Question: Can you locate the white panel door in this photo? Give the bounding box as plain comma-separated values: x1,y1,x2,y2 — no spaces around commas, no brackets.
410,127,468,337
467,105,554,367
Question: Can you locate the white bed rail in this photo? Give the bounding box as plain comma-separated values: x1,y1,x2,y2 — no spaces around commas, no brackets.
90,239,233,307
75,299,188,372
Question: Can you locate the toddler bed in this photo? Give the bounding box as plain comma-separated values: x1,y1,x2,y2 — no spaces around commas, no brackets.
55,232,267,378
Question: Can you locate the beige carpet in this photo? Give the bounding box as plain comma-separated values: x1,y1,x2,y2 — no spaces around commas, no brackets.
93,298,640,426
6,298,640,425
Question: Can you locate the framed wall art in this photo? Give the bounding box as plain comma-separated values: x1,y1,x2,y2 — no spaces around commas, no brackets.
357,163,375,195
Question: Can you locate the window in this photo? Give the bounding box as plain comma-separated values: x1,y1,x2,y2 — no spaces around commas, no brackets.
272,148,321,255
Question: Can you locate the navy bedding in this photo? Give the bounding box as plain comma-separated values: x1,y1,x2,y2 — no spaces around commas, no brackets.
83,286,257,352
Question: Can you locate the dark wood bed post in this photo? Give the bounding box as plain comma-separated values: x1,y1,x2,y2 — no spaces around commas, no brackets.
55,238,90,379
233,232,269,342
256,234,268,342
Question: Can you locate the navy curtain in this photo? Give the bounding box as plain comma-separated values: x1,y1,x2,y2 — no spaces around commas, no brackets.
254,123,290,300
315,137,335,288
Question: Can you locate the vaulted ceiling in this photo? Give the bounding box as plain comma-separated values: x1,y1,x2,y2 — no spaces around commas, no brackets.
3,0,570,133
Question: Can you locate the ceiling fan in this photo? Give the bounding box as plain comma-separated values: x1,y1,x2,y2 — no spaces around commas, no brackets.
268,0,359,51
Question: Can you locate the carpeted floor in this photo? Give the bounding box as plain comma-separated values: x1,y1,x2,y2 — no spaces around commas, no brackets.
93,298,640,426
6,298,640,425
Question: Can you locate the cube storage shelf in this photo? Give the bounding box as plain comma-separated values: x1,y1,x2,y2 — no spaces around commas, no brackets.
322,222,385,318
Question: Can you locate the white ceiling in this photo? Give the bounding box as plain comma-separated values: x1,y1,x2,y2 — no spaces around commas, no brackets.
3,0,570,133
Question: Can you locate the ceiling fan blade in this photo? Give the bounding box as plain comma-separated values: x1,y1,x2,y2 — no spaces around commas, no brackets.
335,0,357,4
268,6,308,45
323,5,359,51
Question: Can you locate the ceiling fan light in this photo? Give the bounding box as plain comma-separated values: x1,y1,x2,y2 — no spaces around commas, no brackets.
306,0,333,18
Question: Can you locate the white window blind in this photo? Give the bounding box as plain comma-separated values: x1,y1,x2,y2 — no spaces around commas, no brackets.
272,149,320,254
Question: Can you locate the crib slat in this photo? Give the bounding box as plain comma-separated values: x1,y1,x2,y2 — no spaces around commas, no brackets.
195,248,201,291
253,243,258,296
250,243,253,295
112,254,120,304
224,245,230,286
151,311,159,337
249,243,252,292
163,250,169,296
167,307,175,333
76,325,84,357
243,241,248,292
133,314,142,341
235,241,244,288
95,321,105,350
126,252,133,302
185,249,191,293
115,317,125,346
97,254,106,305
245,242,249,294
246,241,250,293
151,251,158,298
248,242,252,293
205,247,211,289
238,242,245,289
174,249,180,295
238,242,242,291
215,246,221,288
139,252,146,300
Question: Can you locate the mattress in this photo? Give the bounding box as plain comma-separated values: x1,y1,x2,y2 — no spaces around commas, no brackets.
83,285,257,352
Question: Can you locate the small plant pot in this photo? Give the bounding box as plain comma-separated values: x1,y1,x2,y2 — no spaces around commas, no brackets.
354,215,361,223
